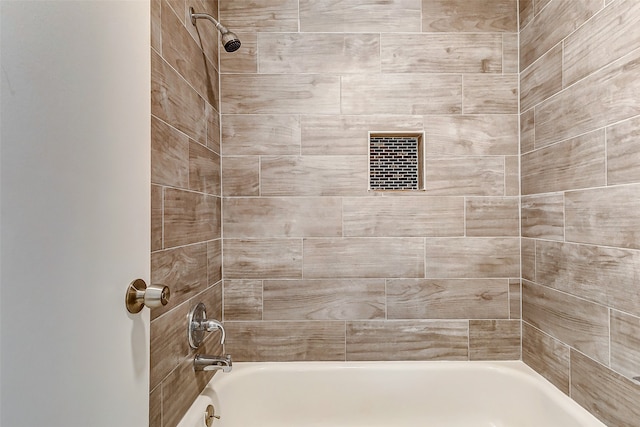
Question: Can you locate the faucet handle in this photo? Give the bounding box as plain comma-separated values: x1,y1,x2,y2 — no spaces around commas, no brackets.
188,303,226,349
202,319,225,345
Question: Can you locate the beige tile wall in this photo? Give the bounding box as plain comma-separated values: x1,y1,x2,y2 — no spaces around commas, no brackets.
220,0,520,364
150,1,223,426
520,0,640,425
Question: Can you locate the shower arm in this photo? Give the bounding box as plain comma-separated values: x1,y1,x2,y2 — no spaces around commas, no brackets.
189,8,229,34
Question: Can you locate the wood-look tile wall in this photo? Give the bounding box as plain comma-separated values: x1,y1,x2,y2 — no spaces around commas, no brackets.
150,1,223,426
220,0,520,364
520,1,640,425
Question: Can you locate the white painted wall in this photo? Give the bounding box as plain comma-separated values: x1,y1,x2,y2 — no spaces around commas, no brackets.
0,1,150,426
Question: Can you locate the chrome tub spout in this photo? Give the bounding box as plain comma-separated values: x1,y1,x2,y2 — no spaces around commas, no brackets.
194,354,233,372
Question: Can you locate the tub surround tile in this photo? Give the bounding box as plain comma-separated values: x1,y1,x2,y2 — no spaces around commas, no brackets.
303,238,425,279
519,0,601,71
536,240,640,317
205,103,220,152
341,74,462,115
520,108,535,154
502,33,519,73
522,281,609,364
425,238,520,278
207,239,222,285
150,301,191,390
150,243,208,320
299,0,422,33
221,114,301,156
521,238,535,282
571,350,640,427
535,0,552,14
220,32,257,74
522,322,570,395
520,44,562,112
504,156,519,197
151,185,163,252
462,74,518,114
346,320,469,361
223,239,303,279
534,47,640,147
519,0,534,30
163,189,220,248
563,0,640,87
607,115,640,185
223,279,263,321
424,157,505,196
422,0,517,33
509,279,521,319
469,320,521,360
301,115,423,156
465,197,520,237
150,0,161,54
521,194,564,240
424,115,518,156
188,141,220,195
260,156,368,197
151,116,189,188
381,34,503,74
387,279,509,320
611,310,640,380
259,33,380,74
565,184,640,250
149,385,162,427
219,0,299,32
221,74,341,115
263,279,385,321
221,156,260,197
521,130,606,194
224,197,342,238
343,196,464,238
225,321,346,361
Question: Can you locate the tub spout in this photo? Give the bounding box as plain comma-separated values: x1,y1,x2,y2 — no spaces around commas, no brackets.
194,354,232,373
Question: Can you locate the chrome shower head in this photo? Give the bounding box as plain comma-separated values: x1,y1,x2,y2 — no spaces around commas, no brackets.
189,7,241,53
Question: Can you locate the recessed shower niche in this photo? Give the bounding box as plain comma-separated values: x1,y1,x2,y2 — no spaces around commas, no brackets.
368,132,424,191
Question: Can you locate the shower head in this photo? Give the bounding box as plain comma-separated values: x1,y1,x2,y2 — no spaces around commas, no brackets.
189,7,241,53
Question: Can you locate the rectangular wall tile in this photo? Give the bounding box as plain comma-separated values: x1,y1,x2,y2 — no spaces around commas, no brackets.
189,141,220,195
463,74,518,114
520,0,601,71
465,197,520,237
387,279,509,319
521,238,535,282
424,115,518,156
469,320,521,360
151,185,163,252
221,156,260,197
220,32,257,74
150,243,208,320
205,102,220,153
503,33,519,73
163,189,219,248
519,0,534,30
509,279,521,319
221,114,301,155
565,184,640,250
219,0,299,32
151,116,189,188
535,47,640,147
346,320,468,361
523,281,609,363
343,196,464,237
261,156,367,196
342,74,461,115
564,0,640,87
520,44,562,111
521,130,606,194
260,33,380,74
536,240,640,317
149,385,161,427
263,279,385,320
150,302,190,390
381,34,502,73
520,108,535,153
221,74,341,114
611,310,640,380
607,115,640,185
571,350,640,427
301,115,424,156
223,279,263,321
300,0,422,33
425,238,520,278
223,239,302,279
303,238,424,279
504,156,519,197
522,322,570,394
424,157,505,196
207,239,222,285
521,193,564,240
224,197,342,238
225,321,346,361
422,0,517,32
161,358,214,427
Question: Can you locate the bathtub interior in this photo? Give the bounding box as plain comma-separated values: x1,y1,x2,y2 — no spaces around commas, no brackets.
177,361,606,427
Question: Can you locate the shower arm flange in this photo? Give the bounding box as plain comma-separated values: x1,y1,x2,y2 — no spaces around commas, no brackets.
189,7,228,34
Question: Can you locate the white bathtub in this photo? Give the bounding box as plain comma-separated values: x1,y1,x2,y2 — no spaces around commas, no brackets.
177,361,606,427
